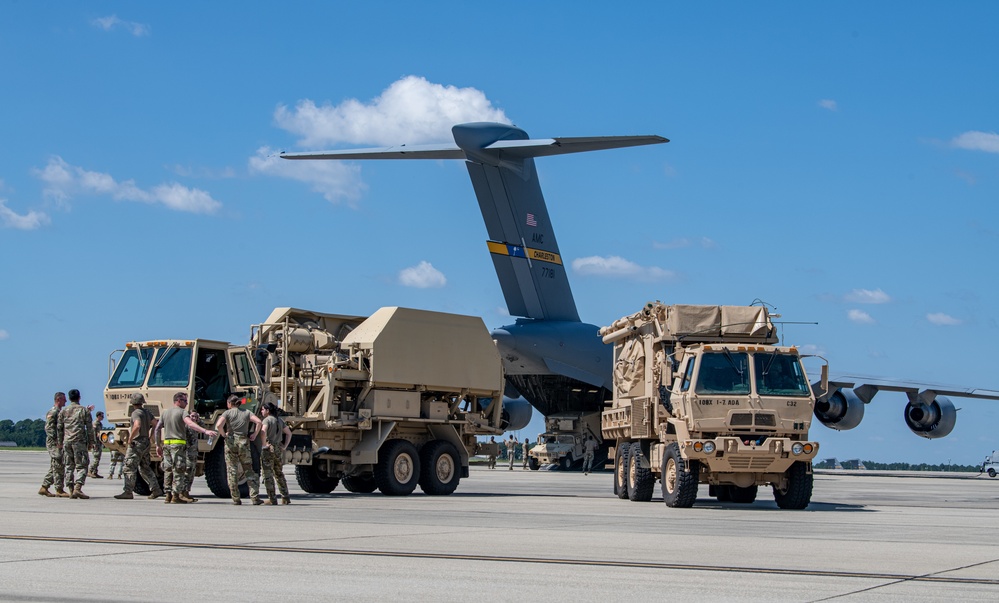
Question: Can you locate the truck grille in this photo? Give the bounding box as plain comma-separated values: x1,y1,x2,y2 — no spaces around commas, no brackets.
730,413,753,426
755,413,776,427
729,457,774,470
728,412,776,427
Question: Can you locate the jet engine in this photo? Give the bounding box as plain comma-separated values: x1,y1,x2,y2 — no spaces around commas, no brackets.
814,388,865,431
500,396,533,432
904,394,956,439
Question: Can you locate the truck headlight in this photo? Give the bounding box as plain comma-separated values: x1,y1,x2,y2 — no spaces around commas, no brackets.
703,441,715,454
791,443,804,455
802,443,814,454
693,441,704,452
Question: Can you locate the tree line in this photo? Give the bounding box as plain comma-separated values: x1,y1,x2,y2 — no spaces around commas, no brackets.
0,419,46,447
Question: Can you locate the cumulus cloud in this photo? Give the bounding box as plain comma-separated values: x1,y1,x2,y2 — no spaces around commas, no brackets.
0,329,8,341
91,15,150,37
249,147,365,206
951,131,999,154
274,75,511,148
0,199,50,230
572,255,676,281
818,99,838,112
847,309,875,324
398,261,447,288
33,157,221,214
927,312,962,326
844,288,891,304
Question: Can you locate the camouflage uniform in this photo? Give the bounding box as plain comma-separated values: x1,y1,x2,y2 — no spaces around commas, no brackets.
582,437,598,474
108,450,125,478
522,439,530,469
183,414,200,496
159,406,188,497
122,406,163,496
40,403,65,492
60,401,93,490
260,414,289,503
507,437,517,470
221,406,259,503
88,417,104,476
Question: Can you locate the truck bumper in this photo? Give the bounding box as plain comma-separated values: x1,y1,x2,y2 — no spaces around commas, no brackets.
679,437,818,474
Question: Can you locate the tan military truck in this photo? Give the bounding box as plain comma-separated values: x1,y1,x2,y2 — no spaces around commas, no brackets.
600,302,820,509
102,306,507,498
101,338,264,496
527,412,604,470
249,306,506,496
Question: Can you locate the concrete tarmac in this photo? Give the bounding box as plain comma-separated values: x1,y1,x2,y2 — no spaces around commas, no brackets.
1,450,998,602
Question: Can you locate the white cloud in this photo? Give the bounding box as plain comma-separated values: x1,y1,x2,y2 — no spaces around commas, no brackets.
844,288,891,304
91,15,150,37
818,99,838,112
0,199,50,230
398,261,447,288
572,255,676,281
0,329,8,341
847,309,875,324
249,147,365,206
951,131,999,154
33,157,221,214
926,312,962,326
797,344,826,356
274,75,511,148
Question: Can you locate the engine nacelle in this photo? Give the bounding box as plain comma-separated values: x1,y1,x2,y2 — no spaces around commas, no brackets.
904,395,956,439
814,388,865,431
500,396,533,432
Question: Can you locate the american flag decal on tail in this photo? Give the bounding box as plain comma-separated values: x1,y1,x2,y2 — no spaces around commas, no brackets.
526,213,537,227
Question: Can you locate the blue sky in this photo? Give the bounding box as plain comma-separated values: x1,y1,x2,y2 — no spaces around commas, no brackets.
1,3,997,464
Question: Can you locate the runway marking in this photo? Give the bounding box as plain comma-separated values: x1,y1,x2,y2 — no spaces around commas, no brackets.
3,534,998,586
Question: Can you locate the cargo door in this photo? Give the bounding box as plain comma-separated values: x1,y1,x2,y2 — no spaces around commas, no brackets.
228,346,260,402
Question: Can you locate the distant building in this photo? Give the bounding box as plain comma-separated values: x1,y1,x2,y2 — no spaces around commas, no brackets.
0,441,16,447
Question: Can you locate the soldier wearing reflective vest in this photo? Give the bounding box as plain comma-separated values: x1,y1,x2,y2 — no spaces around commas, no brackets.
155,392,217,504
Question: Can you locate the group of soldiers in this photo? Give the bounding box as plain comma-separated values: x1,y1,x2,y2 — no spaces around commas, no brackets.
485,435,532,470
39,390,294,506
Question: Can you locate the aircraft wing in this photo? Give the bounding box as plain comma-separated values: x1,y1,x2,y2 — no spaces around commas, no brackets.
820,377,999,404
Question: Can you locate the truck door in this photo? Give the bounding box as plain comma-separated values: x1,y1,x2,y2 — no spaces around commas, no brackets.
228,346,259,396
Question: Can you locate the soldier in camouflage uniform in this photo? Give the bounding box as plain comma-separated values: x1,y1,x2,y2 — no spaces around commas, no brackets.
260,402,292,505
39,392,69,498
115,393,164,500
215,395,263,505
180,410,203,501
154,392,216,504
88,411,105,478
60,389,94,499
108,450,125,479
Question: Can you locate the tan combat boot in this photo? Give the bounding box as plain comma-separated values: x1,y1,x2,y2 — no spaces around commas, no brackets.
71,485,90,500
263,497,276,505
232,498,242,505
251,497,263,506
177,493,197,503
147,490,163,500
114,491,133,500
281,496,291,505
38,486,55,497
54,487,71,498
171,495,187,504
163,493,173,504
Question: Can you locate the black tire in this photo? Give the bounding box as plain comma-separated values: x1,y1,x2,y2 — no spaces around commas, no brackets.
730,484,758,504
773,461,813,510
418,440,462,495
989,468,996,478
559,454,574,471
295,462,340,494
627,442,655,502
661,443,699,508
205,442,263,498
710,484,732,502
341,474,377,493
614,443,631,499
374,439,421,496
528,456,540,471
134,461,163,496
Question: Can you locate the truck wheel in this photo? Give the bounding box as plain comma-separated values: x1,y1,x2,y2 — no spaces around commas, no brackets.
661,443,699,508
342,474,377,493
375,439,421,496
614,444,631,499
205,442,264,498
773,461,813,510
730,485,758,504
710,485,732,502
528,456,540,471
133,461,164,496
989,468,996,478
559,454,574,471
295,462,340,494
627,442,655,502
418,440,461,495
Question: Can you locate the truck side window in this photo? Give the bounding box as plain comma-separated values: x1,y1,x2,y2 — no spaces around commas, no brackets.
680,359,694,392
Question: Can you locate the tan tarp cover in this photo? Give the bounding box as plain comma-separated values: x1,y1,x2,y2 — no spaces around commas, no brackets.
614,337,645,397
720,305,771,337
666,305,722,337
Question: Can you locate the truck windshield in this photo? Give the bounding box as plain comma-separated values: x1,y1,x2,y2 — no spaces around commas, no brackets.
108,347,154,388
148,347,193,387
695,352,750,395
754,353,810,397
